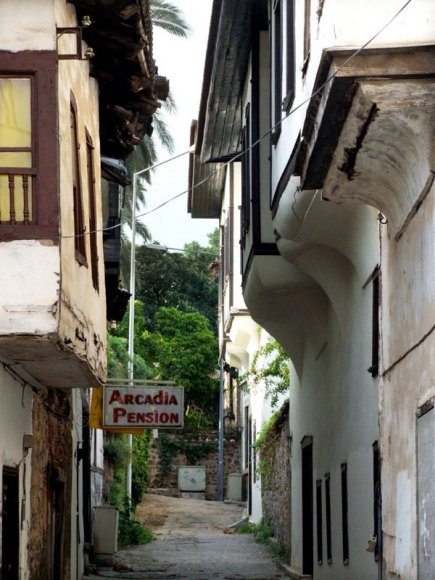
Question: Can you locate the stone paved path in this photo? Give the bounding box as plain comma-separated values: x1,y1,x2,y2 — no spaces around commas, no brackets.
84,492,288,579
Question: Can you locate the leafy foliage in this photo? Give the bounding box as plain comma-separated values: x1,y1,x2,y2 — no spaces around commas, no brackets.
254,413,280,491
118,496,154,548
240,335,289,408
145,306,219,413
254,400,289,491
157,433,218,480
132,431,151,506
235,518,285,559
134,233,219,333
150,0,192,37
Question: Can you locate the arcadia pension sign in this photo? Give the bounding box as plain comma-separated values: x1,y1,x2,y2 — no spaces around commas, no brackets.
103,386,184,429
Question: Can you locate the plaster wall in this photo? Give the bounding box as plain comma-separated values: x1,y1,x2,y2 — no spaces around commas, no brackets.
56,2,107,382
244,327,288,525
0,366,33,580
379,181,435,578
219,159,287,524
0,0,56,51
0,241,59,335
289,283,379,579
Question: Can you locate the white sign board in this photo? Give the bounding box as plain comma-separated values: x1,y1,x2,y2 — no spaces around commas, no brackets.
103,386,184,429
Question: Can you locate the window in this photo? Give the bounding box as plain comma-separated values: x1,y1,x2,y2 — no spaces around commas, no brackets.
341,463,349,564
0,52,58,241
241,106,251,245
271,0,282,144
244,406,250,470
316,479,323,565
372,441,381,562
223,212,232,284
0,77,33,224
302,0,311,76
70,96,87,265
86,130,99,290
283,0,295,112
253,419,257,483
301,436,314,575
325,473,332,564
369,267,380,376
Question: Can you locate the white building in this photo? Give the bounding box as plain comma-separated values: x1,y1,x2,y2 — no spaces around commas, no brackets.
190,0,435,578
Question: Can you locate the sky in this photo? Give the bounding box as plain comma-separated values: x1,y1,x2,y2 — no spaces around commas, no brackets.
138,0,216,250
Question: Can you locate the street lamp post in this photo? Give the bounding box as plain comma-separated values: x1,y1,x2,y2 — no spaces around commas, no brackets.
125,149,193,500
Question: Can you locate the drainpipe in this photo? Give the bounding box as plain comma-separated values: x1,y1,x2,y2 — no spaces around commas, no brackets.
217,358,224,501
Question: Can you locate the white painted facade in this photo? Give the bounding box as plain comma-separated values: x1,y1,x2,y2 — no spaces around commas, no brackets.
192,0,435,578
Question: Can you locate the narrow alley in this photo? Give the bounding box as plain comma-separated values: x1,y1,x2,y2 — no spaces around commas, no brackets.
84,493,287,579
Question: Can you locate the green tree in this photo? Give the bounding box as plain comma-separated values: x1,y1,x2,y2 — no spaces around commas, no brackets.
108,301,156,380
144,307,219,416
134,232,219,332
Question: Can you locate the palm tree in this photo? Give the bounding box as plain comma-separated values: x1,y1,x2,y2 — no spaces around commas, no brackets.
120,0,191,277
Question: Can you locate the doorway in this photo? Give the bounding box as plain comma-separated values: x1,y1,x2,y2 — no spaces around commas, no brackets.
301,436,314,575
2,466,20,580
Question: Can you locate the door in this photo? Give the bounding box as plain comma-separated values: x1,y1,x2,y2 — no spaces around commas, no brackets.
2,467,20,580
301,436,314,575
417,405,435,579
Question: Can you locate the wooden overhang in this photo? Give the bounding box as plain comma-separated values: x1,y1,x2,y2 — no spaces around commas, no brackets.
70,0,169,160
188,0,255,218
188,120,226,219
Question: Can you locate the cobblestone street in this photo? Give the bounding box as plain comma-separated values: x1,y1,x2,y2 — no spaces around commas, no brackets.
84,493,288,579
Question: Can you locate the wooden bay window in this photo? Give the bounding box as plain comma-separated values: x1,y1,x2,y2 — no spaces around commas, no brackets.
0,52,58,241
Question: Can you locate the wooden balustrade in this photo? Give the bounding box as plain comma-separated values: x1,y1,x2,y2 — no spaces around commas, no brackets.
0,170,33,224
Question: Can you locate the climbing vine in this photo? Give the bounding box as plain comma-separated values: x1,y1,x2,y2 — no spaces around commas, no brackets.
254,413,281,490
240,335,289,409
157,432,218,478
254,400,289,491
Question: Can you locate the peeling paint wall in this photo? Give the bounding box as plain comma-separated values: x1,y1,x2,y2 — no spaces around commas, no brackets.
380,181,435,579
56,1,107,384
28,388,73,579
0,241,60,335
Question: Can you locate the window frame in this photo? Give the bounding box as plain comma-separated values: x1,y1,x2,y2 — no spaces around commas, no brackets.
70,94,87,266
0,52,58,242
316,479,323,565
302,0,312,76
86,129,99,290
341,462,349,565
271,0,282,145
325,472,332,564
283,0,295,112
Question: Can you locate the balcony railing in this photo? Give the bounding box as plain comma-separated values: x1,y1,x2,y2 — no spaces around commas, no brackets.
0,169,34,224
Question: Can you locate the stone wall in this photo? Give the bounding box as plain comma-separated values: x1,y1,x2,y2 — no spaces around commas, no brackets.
28,388,73,580
261,402,291,559
147,430,241,501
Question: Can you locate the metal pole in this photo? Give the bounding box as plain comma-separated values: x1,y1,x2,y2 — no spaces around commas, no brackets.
217,358,224,501
124,151,191,503
126,172,138,501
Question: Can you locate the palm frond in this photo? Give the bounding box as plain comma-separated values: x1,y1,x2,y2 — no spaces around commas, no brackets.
150,0,192,38
153,112,175,153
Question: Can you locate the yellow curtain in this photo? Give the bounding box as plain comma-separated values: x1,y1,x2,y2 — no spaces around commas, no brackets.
0,78,32,222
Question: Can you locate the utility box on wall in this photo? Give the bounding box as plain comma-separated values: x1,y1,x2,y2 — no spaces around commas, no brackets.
227,473,243,501
178,466,206,492
93,505,119,562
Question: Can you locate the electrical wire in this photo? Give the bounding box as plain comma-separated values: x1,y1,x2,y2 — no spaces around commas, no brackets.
61,0,413,240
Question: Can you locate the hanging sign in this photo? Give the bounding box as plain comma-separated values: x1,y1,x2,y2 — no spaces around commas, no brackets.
103,385,184,429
